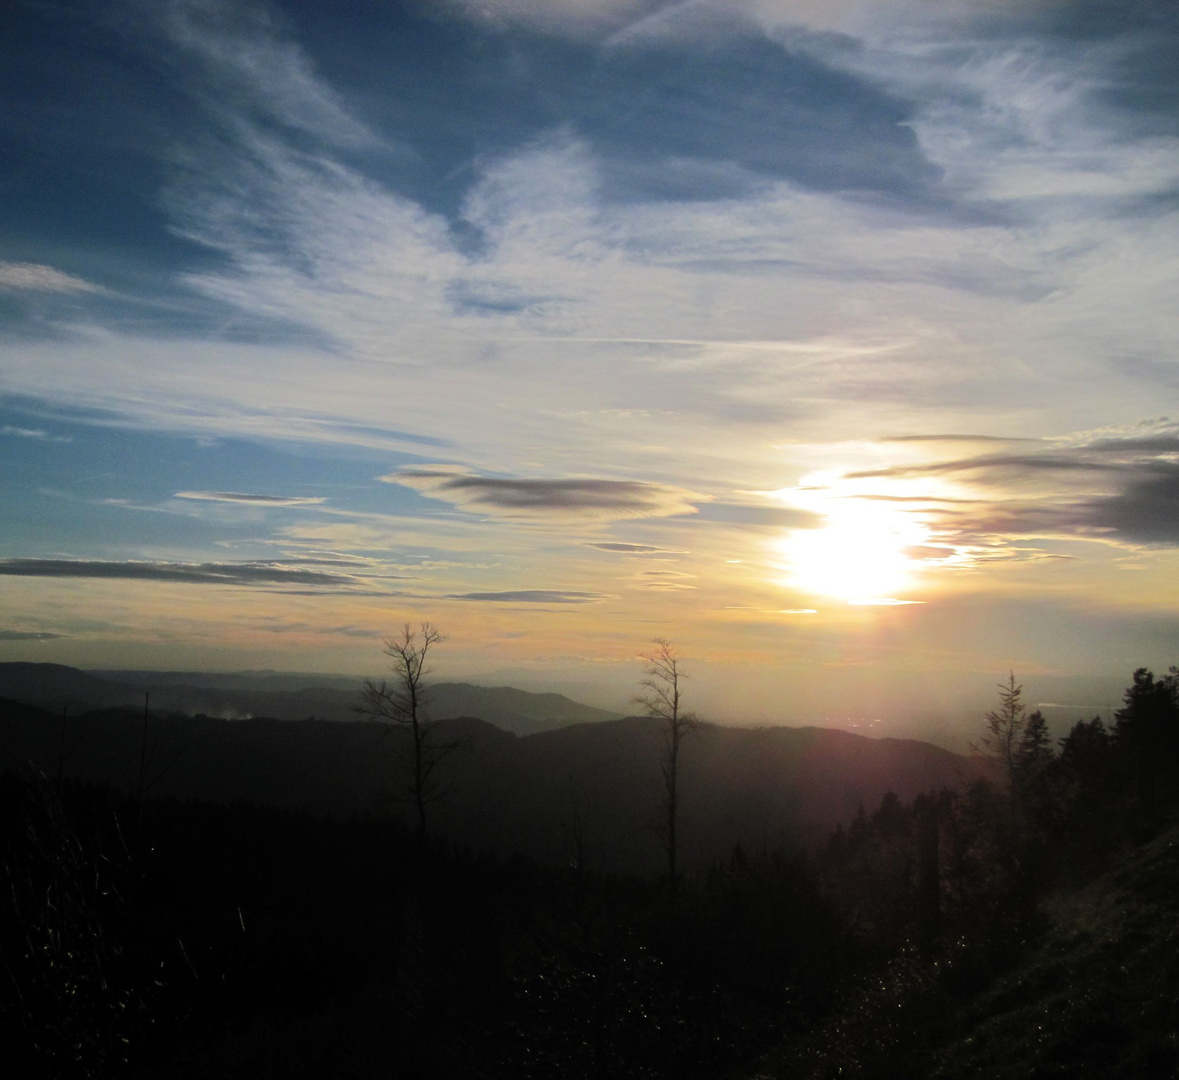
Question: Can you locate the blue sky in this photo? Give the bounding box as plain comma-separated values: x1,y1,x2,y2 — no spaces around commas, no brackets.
2,0,1178,739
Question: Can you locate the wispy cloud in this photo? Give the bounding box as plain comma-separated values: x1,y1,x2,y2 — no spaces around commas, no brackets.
384,468,704,521
844,454,1127,481
843,423,1179,547
0,558,363,589
174,490,326,506
152,0,375,147
1,425,70,442
694,502,821,527
585,542,686,553
881,434,1040,445
0,262,99,293
444,589,610,604
0,629,66,641
4,0,1179,679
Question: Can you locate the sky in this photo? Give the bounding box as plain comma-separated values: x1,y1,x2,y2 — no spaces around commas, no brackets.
2,0,1178,741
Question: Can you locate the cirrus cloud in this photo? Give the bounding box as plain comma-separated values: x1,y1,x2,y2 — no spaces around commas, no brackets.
0,261,99,293
584,541,687,553
443,589,610,603
174,490,327,506
0,558,361,589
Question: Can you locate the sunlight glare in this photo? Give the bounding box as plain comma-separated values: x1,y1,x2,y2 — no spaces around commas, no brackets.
776,483,934,603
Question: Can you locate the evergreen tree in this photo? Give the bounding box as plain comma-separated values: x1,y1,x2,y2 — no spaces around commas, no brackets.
974,672,1028,792
1115,667,1179,826
1013,709,1056,824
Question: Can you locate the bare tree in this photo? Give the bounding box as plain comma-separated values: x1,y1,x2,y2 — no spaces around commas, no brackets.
359,623,453,855
636,638,699,892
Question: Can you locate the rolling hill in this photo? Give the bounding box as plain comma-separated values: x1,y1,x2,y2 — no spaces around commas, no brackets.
0,662,620,735
0,693,974,875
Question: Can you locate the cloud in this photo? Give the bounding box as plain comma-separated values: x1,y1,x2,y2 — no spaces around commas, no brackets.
0,630,66,641
0,558,362,588
585,542,686,553
1084,435,1179,455
1,425,70,442
881,434,1040,444
444,589,609,603
443,0,664,37
693,502,821,527
851,424,1179,548
847,598,925,606
445,0,878,40
152,0,374,148
846,453,1130,481
0,262,99,293
16,1,1164,493
383,468,704,521
1081,464,1179,544
174,490,327,506
255,621,378,638
6,0,1179,655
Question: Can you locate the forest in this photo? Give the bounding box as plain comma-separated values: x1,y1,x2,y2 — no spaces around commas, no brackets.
2,652,1178,1080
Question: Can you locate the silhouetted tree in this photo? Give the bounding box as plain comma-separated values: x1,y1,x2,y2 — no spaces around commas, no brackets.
1058,715,1113,801
913,792,942,950
973,672,1028,792
636,639,699,893
359,623,454,856
1115,667,1179,828
1013,709,1056,826
1016,709,1051,773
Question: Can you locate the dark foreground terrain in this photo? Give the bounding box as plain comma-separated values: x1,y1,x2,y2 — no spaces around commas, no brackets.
2,664,1178,1079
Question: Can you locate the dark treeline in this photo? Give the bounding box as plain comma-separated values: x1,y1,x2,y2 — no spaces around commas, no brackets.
2,666,1178,1079
776,666,1179,1078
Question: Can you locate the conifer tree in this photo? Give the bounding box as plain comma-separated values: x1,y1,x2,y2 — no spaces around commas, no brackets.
974,672,1029,793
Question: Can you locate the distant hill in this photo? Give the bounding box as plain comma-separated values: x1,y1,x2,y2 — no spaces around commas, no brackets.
0,663,138,712
0,663,621,736
92,669,364,692
0,697,975,875
428,682,619,734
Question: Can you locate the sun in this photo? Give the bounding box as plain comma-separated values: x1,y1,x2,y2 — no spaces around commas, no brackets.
778,498,932,603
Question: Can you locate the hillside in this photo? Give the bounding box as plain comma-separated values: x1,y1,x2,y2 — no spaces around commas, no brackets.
926,821,1179,1079
0,698,972,874
0,663,620,736
748,818,1179,1080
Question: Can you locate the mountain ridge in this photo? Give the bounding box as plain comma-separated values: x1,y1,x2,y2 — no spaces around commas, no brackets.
0,662,620,736
0,692,976,874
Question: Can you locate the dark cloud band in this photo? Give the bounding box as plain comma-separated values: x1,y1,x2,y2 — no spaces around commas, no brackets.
586,542,684,553
444,590,608,604
0,559,358,588
851,427,1179,546
384,468,702,521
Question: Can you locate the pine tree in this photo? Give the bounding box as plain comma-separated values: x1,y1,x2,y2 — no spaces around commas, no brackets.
974,672,1028,792
1014,709,1055,825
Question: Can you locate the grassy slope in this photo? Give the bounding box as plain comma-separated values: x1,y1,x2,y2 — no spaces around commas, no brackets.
750,820,1179,1080
929,823,1179,1079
